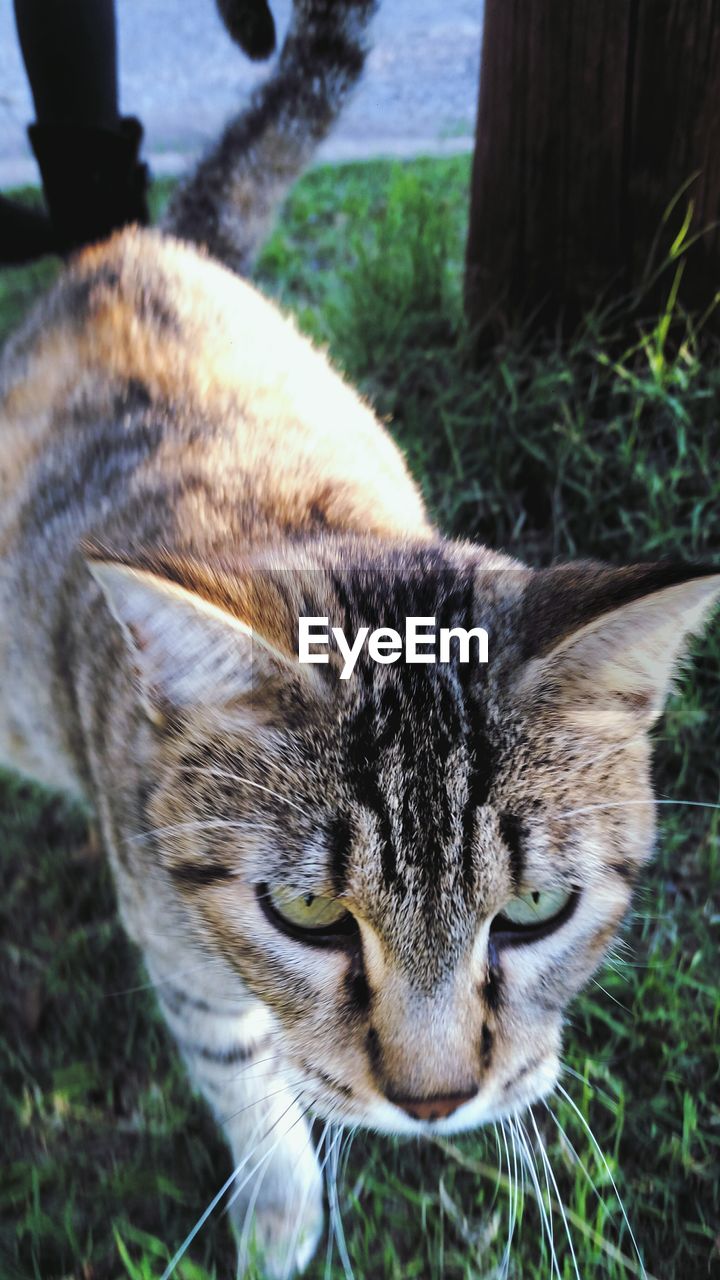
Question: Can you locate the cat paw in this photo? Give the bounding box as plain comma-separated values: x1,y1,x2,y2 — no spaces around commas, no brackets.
232,1185,324,1278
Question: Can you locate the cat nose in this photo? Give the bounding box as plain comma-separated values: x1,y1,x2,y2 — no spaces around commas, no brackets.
389,1087,478,1122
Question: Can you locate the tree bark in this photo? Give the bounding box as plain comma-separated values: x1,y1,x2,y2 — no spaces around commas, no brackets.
465,0,720,338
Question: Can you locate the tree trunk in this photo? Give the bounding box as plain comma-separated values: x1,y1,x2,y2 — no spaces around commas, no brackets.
465,0,720,338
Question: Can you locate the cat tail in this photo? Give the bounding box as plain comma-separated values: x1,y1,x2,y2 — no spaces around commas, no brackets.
161,0,379,274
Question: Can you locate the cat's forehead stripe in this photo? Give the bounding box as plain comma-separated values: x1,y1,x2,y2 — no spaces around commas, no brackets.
498,812,526,890
343,657,490,906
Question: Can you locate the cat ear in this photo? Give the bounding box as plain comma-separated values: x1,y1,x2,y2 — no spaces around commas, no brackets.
515,562,720,733
87,560,299,718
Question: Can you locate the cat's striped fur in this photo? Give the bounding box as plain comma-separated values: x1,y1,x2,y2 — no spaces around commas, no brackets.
1,1,719,1274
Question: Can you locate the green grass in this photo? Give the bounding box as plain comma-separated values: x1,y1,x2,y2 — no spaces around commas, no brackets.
1,157,719,1280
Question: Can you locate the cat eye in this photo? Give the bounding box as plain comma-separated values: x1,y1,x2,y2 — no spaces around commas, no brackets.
259,884,358,947
491,886,578,944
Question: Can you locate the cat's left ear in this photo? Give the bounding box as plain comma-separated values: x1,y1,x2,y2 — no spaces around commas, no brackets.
87,560,304,720
514,562,720,732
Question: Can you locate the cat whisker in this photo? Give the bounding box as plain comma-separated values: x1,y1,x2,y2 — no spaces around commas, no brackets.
528,1109,581,1280
102,955,231,998
560,1064,589,1086
555,1082,648,1279
181,1055,299,1111
127,815,278,846
218,1081,304,1130
542,1100,603,1208
499,1118,517,1276
490,1122,504,1238
603,955,630,981
339,1122,358,1185
324,1175,336,1280
225,1054,293,1086
126,817,230,844
236,1130,277,1265
322,1119,351,1280
491,1121,506,1217
516,1117,527,1217
590,977,632,1013
546,1098,657,1279
502,1116,512,1274
606,952,666,976
513,1115,560,1280
224,1095,313,1220
610,935,634,954
215,1064,302,1098
159,1159,245,1280
281,1118,334,1280
328,1122,355,1280
555,797,720,820
178,762,312,817
234,1097,327,1272
159,1092,304,1280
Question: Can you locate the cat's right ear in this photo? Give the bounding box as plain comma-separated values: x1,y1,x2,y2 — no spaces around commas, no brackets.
87,560,308,721
512,560,720,736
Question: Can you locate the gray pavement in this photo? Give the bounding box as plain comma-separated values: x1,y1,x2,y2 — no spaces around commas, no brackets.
0,1,483,187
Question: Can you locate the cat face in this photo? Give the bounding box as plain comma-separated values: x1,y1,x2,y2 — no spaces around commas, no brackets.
91,547,720,1135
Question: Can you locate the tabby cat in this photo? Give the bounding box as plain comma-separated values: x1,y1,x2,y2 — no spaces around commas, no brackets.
0,0,718,1275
